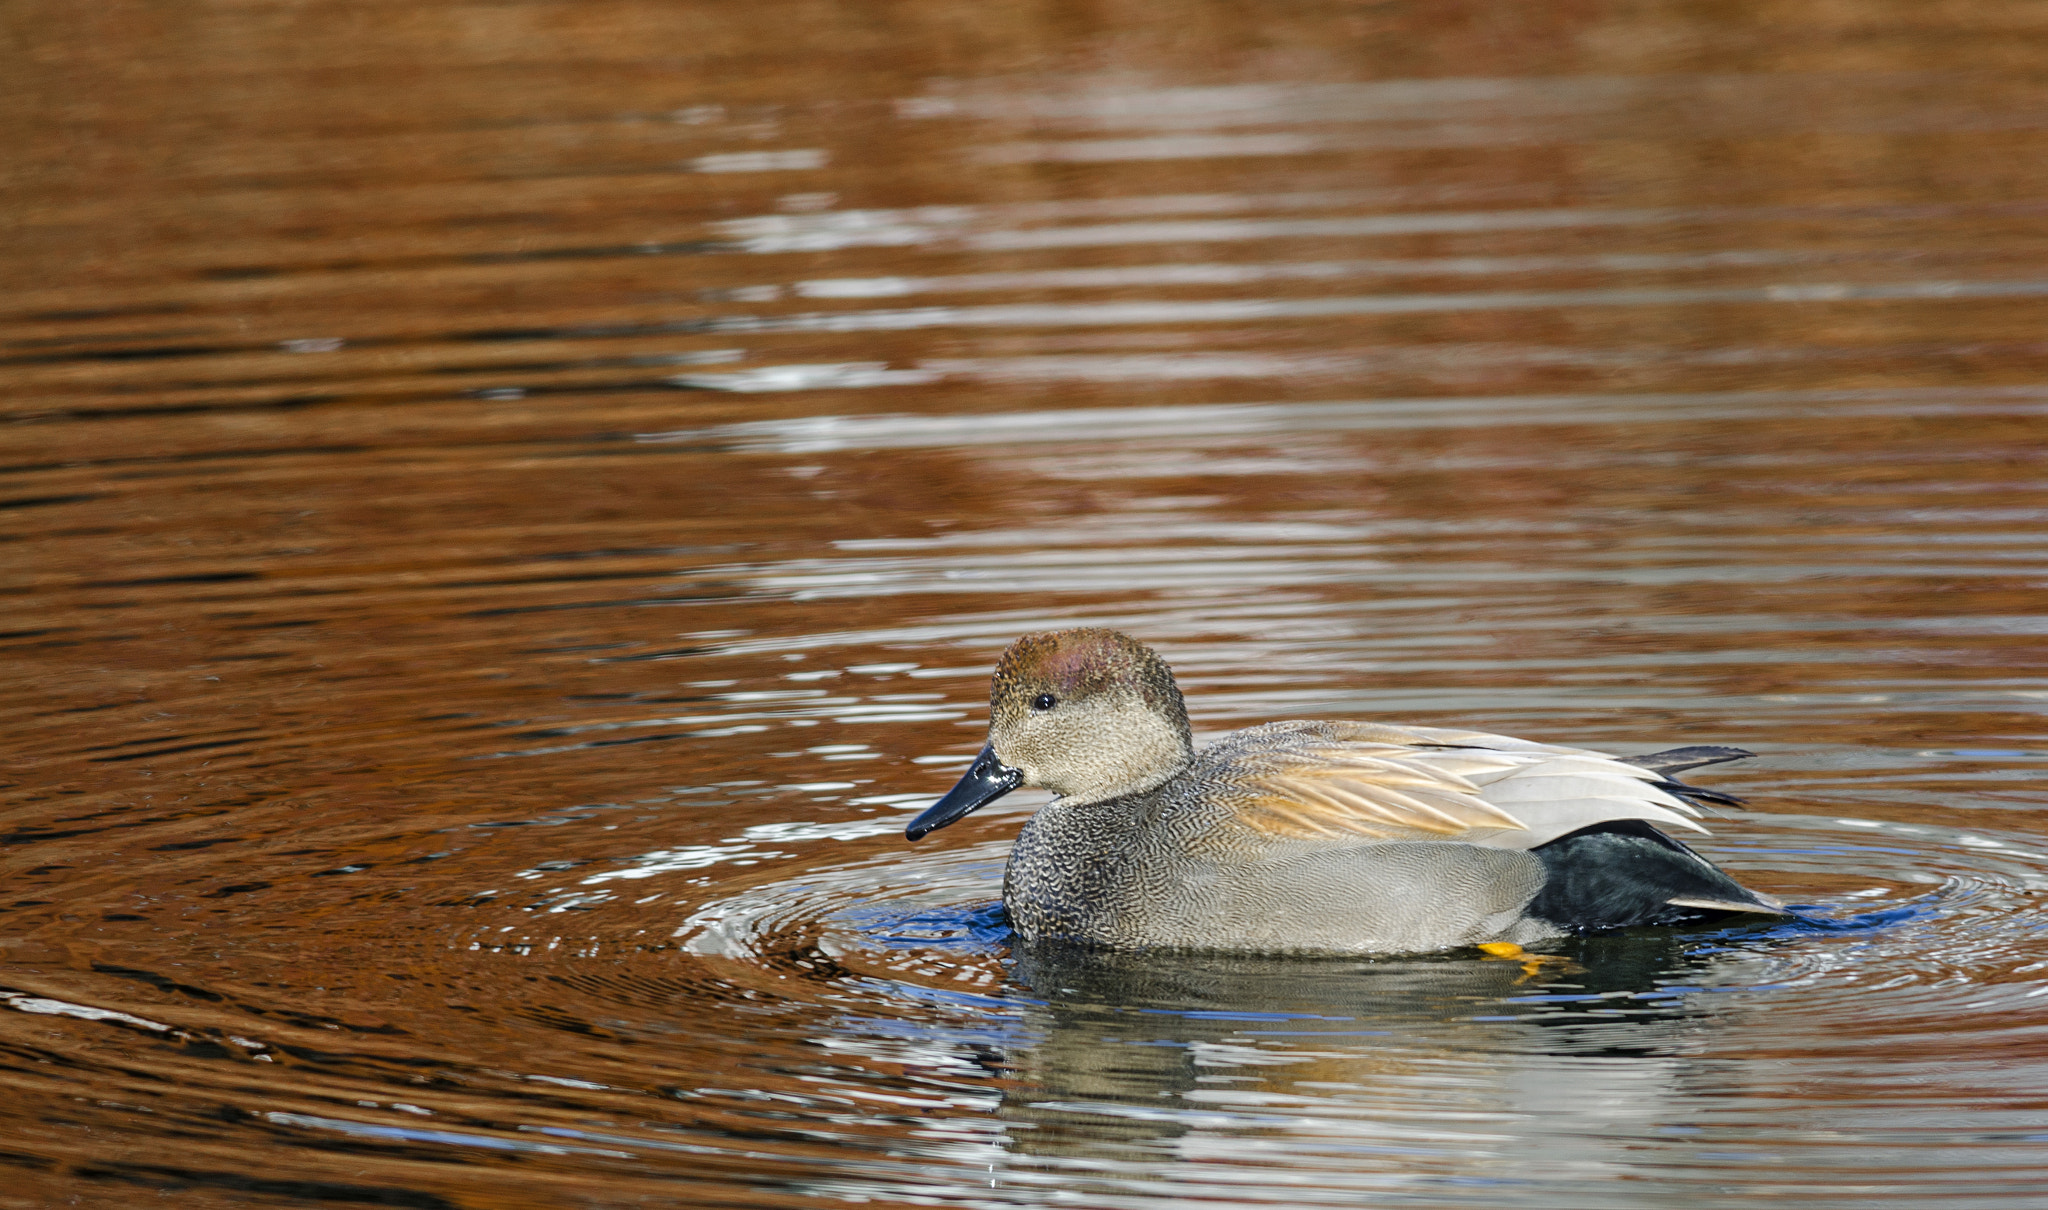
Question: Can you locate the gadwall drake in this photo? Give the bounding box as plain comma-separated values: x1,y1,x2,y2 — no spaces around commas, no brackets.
906,628,1786,955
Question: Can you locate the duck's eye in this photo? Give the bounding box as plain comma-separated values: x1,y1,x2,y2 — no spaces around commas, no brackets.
1031,693,1058,711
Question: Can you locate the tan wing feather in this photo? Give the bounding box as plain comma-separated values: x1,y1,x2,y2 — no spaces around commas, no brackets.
1236,743,1532,841
1227,729,1723,847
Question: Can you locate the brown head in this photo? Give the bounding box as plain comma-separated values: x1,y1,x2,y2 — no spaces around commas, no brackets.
905,629,1195,839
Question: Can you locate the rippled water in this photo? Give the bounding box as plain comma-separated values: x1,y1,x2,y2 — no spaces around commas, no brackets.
8,2,2048,1206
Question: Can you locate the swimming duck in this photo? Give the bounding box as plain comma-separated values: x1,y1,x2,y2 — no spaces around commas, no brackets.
906,628,1785,955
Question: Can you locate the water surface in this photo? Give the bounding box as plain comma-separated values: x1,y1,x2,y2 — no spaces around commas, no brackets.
7,2,2048,1206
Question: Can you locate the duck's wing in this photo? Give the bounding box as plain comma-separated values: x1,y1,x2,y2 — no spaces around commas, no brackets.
1219,721,1713,850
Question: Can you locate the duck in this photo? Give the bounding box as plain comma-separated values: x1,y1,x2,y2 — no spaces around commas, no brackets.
905,628,1786,955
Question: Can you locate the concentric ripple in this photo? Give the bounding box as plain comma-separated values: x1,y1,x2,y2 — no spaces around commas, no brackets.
485,809,2046,1208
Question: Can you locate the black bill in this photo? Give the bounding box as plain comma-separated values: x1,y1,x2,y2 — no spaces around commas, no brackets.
905,744,1023,840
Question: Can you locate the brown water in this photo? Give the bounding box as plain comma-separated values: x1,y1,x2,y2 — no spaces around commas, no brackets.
8,2,2048,1206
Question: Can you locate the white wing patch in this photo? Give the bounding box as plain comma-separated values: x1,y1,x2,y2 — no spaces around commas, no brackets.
1452,753,1709,849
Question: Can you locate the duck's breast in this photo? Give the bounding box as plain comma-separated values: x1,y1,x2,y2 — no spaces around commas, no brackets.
1003,791,1240,948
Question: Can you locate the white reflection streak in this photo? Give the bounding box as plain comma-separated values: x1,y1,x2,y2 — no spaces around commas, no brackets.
721,204,1684,254
708,278,2048,334
579,844,788,884
672,362,942,392
642,386,2048,452
263,1112,631,1157
913,344,1968,385
707,186,1527,253
920,354,1354,382
899,75,1730,129
679,353,1354,391
910,73,2046,146
717,198,2048,255
794,250,1861,298
729,553,1991,603
743,555,1396,601
978,132,1343,162
0,992,174,1033
690,149,828,172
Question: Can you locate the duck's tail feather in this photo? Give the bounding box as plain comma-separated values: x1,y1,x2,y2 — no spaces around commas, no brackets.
1620,745,1753,808
1619,744,1753,775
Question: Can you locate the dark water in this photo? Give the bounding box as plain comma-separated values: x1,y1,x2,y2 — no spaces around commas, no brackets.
7,3,2048,1206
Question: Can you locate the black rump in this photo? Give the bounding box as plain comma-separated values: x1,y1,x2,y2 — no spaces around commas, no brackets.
1524,819,1786,936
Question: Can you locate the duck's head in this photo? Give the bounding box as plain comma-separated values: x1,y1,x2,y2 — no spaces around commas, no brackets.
906,629,1194,840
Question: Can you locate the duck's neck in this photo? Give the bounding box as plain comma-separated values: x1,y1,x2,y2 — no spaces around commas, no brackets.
1055,752,1189,807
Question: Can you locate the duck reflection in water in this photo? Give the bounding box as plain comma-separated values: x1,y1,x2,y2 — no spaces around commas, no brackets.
990,932,1769,1172
906,629,1786,957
